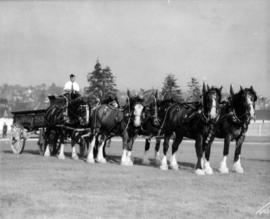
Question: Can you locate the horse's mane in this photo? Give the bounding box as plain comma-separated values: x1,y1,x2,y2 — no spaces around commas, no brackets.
141,90,156,106
129,95,144,105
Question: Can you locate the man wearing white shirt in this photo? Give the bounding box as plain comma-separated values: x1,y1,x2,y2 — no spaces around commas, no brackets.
64,74,80,93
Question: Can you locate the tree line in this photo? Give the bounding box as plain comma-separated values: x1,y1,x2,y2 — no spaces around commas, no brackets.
0,59,269,113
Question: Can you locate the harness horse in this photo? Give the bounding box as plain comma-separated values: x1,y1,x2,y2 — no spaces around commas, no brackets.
139,91,176,165
158,83,222,175
43,93,91,160
204,85,257,174
86,90,145,166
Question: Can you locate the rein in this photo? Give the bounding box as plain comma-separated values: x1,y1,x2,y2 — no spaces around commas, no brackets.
231,109,251,124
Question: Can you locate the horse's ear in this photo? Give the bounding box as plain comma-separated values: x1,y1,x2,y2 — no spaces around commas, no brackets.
207,84,210,91
230,84,234,96
127,89,130,98
203,82,206,94
250,85,254,92
240,85,243,91
219,86,223,95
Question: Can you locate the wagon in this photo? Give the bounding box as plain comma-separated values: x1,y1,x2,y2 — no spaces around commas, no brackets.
10,109,47,154
10,108,91,156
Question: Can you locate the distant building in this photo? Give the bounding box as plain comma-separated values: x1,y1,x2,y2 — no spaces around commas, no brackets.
0,98,12,118
0,98,13,135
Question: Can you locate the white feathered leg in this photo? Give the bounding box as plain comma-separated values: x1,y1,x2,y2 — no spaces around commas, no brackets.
96,140,107,164
57,144,65,160
160,155,168,170
86,136,95,163
121,149,128,165
219,156,229,174
125,150,133,166
232,156,244,173
71,145,79,160
204,160,213,175
44,145,51,157
170,153,179,170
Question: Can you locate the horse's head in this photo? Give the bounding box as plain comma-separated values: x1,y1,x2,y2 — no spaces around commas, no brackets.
69,97,90,126
230,85,257,119
127,90,145,127
202,83,223,121
142,90,160,127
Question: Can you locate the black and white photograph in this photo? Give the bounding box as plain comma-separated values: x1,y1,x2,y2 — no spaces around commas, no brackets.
0,0,269,218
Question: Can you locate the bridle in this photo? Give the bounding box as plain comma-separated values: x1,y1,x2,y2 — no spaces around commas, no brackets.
201,90,220,124
229,92,255,124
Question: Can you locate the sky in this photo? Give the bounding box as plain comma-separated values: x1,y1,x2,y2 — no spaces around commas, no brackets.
0,0,269,97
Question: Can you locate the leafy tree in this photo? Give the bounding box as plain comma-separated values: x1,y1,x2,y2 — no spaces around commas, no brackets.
186,77,201,102
161,74,183,102
85,60,118,100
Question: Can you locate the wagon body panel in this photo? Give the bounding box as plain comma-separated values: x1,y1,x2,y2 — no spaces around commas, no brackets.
12,109,47,131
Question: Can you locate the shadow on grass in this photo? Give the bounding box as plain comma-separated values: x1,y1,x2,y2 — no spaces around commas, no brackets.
103,154,195,170
244,158,270,163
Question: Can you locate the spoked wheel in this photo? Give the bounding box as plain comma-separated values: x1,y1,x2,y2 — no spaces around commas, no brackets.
10,124,27,154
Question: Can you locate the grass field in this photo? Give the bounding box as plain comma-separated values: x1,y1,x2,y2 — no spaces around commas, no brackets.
1,138,270,219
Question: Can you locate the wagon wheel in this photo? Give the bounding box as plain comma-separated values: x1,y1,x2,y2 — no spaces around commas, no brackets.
37,128,46,155
10,124,27,154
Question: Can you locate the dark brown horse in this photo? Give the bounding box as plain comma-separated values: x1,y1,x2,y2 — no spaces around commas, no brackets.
86,91,145,166
43,94,91,160
204,85,257,174
159,83,222,175
139,91,176,165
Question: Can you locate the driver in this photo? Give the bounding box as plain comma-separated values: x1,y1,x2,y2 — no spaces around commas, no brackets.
64,74,80,94
63,74,80,123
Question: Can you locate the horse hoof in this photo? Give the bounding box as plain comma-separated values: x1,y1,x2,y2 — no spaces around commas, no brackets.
170,164,179,170
126,160,133,166
205,167,213,175
195,169,205,175
232,164,244,174
219,166,229,174
121,160,133,166
142,159,150,165
44,152,50,157
57,154,65,160
86,158,95,164
72,154,79,160
44,148,50,157
97,158,107,164
160,165,168,171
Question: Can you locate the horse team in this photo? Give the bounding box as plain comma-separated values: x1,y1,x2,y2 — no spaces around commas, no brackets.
41,83,257,175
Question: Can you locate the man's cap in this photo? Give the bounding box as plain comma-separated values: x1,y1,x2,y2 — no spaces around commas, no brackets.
70,74,75,77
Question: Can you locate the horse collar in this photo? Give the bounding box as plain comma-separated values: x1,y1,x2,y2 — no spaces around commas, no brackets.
231,109,250,125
